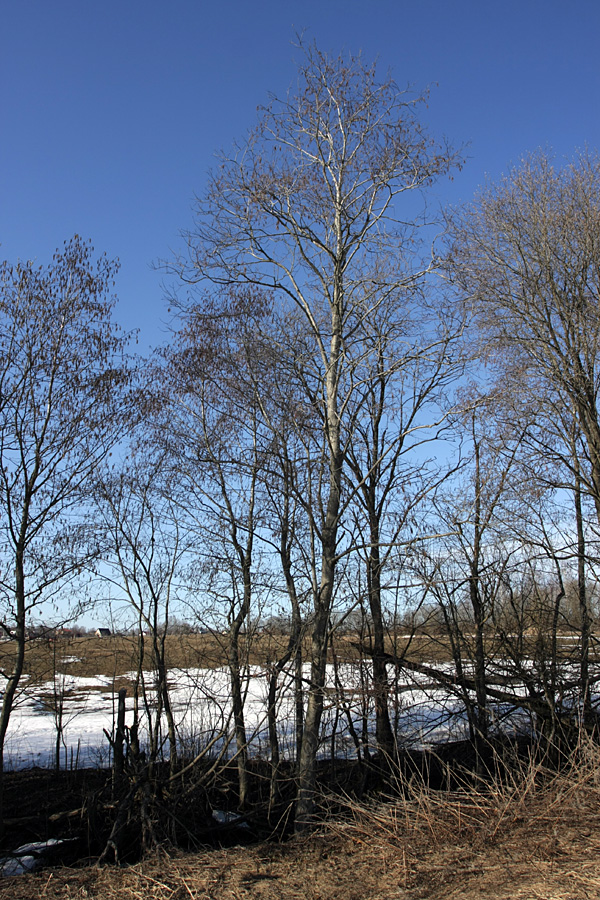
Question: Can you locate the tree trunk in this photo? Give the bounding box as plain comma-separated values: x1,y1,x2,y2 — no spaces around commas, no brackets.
114,688,127,780
268,526,303,810
294,241,344,832
154,631,178,775
228,546,252,809
573,457,592,725
366,512,395,759
229,624,249,809
0,545,27,836
294,598,331,831
294,488,339,830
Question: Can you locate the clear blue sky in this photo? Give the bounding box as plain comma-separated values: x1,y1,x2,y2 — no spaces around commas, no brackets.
2,0,599,351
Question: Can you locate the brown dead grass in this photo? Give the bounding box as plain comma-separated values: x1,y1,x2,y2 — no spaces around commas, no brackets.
0,633,422,687
3,741,600,900
1,631,594,688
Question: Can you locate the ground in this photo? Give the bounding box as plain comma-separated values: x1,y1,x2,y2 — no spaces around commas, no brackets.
1,747,599,900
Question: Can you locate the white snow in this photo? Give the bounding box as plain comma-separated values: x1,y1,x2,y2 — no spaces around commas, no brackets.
0,660,548,770
0,839,64,877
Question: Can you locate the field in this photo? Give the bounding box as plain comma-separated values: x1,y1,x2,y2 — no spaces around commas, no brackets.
1,630,594,684
0,632,376,681
0,630,482,772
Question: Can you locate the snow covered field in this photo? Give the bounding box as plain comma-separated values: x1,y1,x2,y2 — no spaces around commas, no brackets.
3,663,528,770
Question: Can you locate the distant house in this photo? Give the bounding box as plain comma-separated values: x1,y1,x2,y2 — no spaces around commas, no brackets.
95,628,112,637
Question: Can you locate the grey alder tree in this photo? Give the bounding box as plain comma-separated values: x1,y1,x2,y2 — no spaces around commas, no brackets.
343,292,463,759
447,150,600,734
161,299,271,809
94,453,185,779
0,236,132,828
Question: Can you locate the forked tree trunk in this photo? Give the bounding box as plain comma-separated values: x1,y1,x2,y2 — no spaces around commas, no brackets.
228,543,253,809
267,535,303,811
153,630,178,776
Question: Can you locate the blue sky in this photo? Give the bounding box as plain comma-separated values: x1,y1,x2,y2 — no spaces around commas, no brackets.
2,0,599,351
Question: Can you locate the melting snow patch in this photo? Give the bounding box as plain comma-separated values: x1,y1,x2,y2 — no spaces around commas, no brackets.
0,839,65,877
212,809,250,829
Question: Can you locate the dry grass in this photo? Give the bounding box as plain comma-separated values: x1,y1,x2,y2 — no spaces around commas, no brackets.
2,740,600,899
0,632,436,686
1,630,595,688
0,634,233,692
326,737,600,899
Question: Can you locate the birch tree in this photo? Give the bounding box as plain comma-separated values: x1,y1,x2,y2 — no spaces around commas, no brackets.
161,297,270,809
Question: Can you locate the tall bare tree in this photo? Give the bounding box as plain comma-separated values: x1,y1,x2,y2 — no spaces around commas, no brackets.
173,43,459,829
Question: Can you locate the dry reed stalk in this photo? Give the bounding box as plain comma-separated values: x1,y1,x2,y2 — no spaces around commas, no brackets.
326,735,600,856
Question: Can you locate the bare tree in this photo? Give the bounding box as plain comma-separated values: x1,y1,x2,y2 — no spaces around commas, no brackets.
447,150,600,524
95,453,186,778
261,436,309,810
414,394,527,753
343,296,462,759
0,236,132,827
173,43,460,829
447,153,600,739
161,303,271,809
